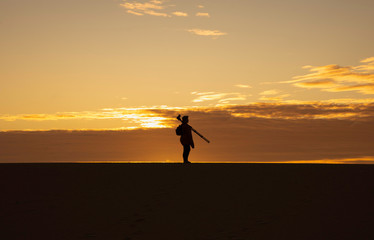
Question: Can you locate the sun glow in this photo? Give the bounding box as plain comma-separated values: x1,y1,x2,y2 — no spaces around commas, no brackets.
0,106,183,131
120,113,172,128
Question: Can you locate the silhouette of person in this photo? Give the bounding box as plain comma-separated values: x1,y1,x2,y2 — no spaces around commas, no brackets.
180,116,194,163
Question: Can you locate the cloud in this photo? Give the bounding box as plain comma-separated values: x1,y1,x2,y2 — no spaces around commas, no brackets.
361,57,374,63
0,102,371,129
259,89,280,95
259,94,290,102
120,0,170,17
223,102,374,120
289,57,374,95
144,10,169,17
3,101,374,125
2,102,374,164
293,79,337,88
172,11,188,17
126,10,144,16
218,96,247,104
196,12,210,17
120,1,205,18
356,57,374,71
326,83,374,94
120,1,226,38
121,0,165,10
187,29,227,37
2,103,374,163
322,98,374,104
3,101,374,133
234,84,251,88
191,92,246,103
121,0,164,11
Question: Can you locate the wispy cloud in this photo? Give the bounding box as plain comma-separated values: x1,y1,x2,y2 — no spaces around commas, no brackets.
361,57,374,63
235,84,251,88
259,89,280,95
218,96,247,104
145,10,169,17
187,28,227,37
120,1,227,38
172,11,188,17
293,79,337,88
259,94,290,102
191,92,246,103
288,57,374,95
321,98,374,104
121,0,165,11
120,0,170,17
329,84,374,94
120,1,202,18
126,10,144,16
358,57,374,71
196,12,210,17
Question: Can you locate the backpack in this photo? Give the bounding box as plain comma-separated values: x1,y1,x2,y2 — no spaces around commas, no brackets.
176,124,183,136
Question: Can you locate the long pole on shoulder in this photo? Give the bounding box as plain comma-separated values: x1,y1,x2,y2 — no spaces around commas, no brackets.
177,115,210,143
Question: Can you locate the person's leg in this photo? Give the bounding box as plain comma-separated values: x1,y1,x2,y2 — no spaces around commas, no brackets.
183,145,191,163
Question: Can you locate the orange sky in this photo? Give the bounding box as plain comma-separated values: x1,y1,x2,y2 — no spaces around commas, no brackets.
1,0,374,163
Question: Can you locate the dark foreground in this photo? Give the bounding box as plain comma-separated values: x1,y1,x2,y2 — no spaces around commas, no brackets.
1,163,374,240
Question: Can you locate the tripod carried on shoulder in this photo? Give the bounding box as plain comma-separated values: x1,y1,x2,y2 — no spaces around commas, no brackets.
176,114,210,143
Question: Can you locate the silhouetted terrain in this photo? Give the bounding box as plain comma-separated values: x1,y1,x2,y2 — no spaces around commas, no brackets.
1,163,374,240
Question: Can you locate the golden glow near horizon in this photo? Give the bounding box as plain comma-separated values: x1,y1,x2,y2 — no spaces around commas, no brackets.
70,156,374,164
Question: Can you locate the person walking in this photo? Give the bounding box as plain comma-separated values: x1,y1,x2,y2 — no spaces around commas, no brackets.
179,116,194,163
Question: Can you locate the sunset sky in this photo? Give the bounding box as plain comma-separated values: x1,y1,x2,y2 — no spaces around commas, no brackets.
1,0,374,163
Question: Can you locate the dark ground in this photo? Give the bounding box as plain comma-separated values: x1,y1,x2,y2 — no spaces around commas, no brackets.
1,163,374,240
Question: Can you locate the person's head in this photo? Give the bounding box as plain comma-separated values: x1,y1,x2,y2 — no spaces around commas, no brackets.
182,115,189,123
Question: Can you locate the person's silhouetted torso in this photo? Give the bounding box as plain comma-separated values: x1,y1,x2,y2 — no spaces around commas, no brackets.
180,116,194,163
180,123,193,146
